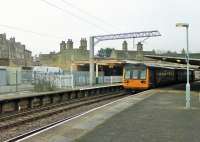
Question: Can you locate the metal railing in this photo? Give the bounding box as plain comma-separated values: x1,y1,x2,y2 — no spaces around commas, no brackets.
0,70,122,94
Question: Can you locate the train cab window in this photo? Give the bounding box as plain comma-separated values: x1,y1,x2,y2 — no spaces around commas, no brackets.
140,70,146,79
131,70,146,79
124,64,147,80
125,70,131,79
132,70,138,79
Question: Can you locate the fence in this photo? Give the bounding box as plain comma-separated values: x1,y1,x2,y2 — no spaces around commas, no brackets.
0,69,7,86
33,71,122,91
0,69,32,94
0,69,122,93
34,73,74,91
98,76,122,84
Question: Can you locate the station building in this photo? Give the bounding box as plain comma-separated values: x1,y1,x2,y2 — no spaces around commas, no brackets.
38,38,200,80
0,33,32,67
39,38,89,70
38,38,155,73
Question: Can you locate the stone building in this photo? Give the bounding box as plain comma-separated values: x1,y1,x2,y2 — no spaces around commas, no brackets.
110,40,155,60
39,39,157,70
0,33,32,66
39,38,89,70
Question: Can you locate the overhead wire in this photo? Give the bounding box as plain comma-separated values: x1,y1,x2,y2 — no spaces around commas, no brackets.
0,24,65,39
40,0,111,33
0,24,84,54
60,0,122,31
0,0,126,55
0,0,122,40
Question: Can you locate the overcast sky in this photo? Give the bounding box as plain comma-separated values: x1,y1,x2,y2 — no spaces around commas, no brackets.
0,0,199,55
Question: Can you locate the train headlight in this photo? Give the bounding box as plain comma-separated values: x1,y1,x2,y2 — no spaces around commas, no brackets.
141,80,146,84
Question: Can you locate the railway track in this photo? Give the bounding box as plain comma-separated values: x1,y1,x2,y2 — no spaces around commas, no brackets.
1,91,128,142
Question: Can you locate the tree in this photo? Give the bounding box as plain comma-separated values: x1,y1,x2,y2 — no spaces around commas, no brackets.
97,48,113,57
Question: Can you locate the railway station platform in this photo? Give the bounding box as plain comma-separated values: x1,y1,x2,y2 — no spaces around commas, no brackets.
0,83,122,101
20,82,200,142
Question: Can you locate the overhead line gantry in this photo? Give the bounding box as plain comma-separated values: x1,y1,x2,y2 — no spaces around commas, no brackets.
89,30,161,85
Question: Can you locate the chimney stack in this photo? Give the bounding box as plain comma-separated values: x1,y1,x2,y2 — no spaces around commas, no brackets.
136,42,144,61
60,41,66,51
122,40,128,51
67,39,73,49
10,37,15,43
0,33,6,41
79,38,87,50
137,42,143,51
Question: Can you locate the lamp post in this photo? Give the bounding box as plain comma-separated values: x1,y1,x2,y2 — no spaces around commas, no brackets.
176,23,190,109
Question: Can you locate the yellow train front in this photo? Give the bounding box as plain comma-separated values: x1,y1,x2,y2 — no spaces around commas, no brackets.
123,63,149,90
123,63,195,90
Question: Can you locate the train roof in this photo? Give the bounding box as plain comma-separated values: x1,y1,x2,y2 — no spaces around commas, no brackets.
124,61,194,70
147,64,194,70
124,61,174,68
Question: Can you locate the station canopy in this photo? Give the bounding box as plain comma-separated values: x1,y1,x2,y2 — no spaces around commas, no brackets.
145,55,200,67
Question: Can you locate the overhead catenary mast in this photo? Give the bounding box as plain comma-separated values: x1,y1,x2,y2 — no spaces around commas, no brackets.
89,30,161,85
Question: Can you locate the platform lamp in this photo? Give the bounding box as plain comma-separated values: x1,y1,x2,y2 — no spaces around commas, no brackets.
176,23,190,109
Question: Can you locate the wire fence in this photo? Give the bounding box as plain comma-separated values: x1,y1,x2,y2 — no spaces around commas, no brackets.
0,69,122,94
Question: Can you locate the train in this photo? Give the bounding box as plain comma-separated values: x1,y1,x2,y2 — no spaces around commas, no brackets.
123,62,195,90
